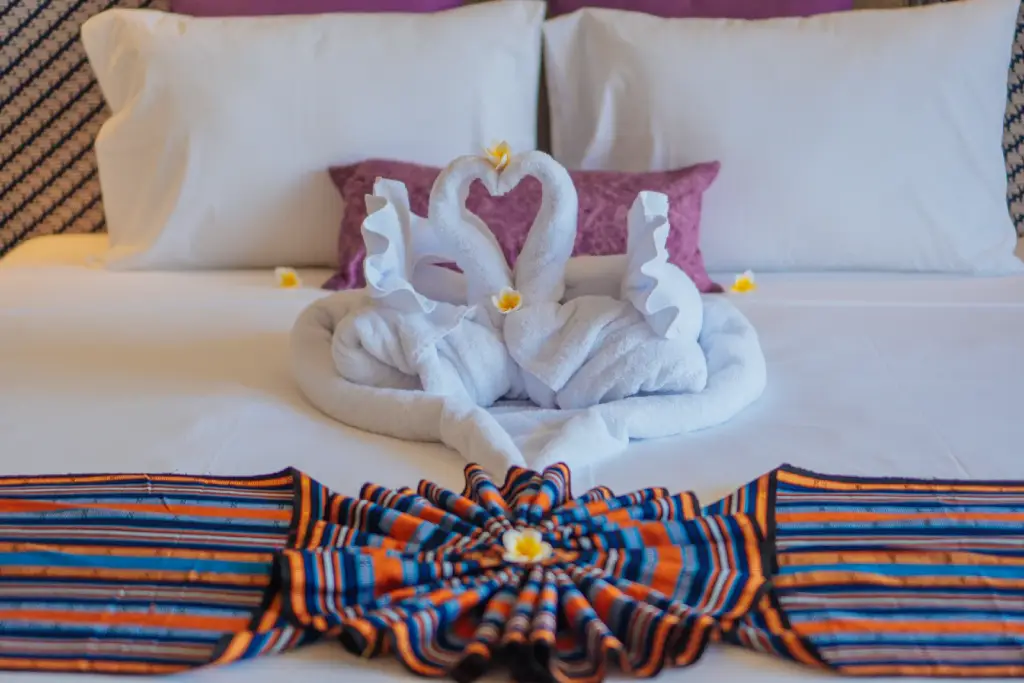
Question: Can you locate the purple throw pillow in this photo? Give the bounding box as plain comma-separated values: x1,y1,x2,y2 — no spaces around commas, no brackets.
548,0,850,18
170,0,460,16
325,158,723,294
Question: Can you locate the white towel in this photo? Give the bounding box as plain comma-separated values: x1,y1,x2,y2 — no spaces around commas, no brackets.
427,155,513,328
292,290,527,475
502,191,708,409
323,175,524,472
497,150,579,304
503,296,708,410
292,293,765,474
331,301,516,406
491,294,766,472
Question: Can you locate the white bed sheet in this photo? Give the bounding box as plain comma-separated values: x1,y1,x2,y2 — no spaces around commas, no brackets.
1,233,1023,682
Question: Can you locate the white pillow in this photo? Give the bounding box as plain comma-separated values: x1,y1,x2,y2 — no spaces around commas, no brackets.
543,0,1024,275
82,2,545,270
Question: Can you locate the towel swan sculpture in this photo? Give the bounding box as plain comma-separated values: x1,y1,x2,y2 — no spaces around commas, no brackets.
336,144,712,410
441,145,711,410
289,143,767,472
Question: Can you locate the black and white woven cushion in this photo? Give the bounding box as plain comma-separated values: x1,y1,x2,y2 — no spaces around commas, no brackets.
1006,2,1024,236
0,0,169,258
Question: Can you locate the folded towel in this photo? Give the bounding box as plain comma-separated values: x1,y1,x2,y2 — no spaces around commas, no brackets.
503,295,708,409
497,150,579,305
502,189,708,409
292,294,765,474
292,290,527,475
621,191,704,341
332,302,516,404
363,177,466,307
330,175,523,447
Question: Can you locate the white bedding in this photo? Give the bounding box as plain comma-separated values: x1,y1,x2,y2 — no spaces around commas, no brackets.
1,233,1023,682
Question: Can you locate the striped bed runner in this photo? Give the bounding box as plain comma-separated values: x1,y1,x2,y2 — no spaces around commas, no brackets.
0,462,1023,679
709,465,1024,677
0,468,313,674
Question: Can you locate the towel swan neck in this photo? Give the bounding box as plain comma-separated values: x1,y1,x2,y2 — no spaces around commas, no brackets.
426,156,513,317
496,151,578,305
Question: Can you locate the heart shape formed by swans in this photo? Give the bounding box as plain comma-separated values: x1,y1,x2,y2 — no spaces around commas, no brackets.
421,145,709,410
357,143,711,410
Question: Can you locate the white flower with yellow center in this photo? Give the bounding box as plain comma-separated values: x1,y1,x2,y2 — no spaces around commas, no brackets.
502,528,552,565
492,287,523,315
729,270,757,294
274,267,302,289
484,141,511,171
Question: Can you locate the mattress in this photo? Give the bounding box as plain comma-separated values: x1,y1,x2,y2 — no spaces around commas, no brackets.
1,233,1023,682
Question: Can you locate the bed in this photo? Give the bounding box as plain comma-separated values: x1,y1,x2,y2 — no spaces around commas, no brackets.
2,232,1022,682
5,0,1024,675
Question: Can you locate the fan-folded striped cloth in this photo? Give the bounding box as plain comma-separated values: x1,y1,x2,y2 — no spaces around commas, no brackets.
0,463,1021,680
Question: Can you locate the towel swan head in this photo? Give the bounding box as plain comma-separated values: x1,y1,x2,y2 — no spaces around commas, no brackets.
426,154,514,326
488,147,579,307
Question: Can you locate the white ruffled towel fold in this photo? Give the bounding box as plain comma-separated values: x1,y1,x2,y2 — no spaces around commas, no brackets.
333,178,509,402
291,147,766,475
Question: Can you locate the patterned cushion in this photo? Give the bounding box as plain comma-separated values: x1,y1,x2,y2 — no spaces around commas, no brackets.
1006,3,1024,236
0,0,169,259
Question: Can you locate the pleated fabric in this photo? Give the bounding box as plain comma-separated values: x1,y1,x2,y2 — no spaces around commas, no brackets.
275,463,765,683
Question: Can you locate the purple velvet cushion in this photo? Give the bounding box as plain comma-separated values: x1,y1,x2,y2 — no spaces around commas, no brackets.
324,158,723,294
170,0,460,16
548,0,850,18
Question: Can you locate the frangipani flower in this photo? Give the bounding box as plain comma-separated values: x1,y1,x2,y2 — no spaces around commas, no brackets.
275,267,302,289
484,141,511,171
730,270,757,294
492,287,523,314
502,527,552,565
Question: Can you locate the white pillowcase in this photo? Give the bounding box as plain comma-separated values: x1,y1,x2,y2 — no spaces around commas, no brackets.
543,0,1024,275
82,2,545,270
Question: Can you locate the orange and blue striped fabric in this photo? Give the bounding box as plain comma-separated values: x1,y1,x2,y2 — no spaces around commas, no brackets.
709,464,1024,678
4,462,1024,680
274,462,765,682
0,468,316,674
272,462,770,679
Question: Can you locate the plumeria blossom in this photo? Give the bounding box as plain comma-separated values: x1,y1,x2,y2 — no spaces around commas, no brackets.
730,270,757,294
492,287,523,314
502,527,553,564
484,141,511,171
275,267,302,289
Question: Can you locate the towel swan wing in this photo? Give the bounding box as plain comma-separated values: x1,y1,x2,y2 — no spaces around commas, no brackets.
620,191,704,341
341,175,517,405
361,177,443,314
